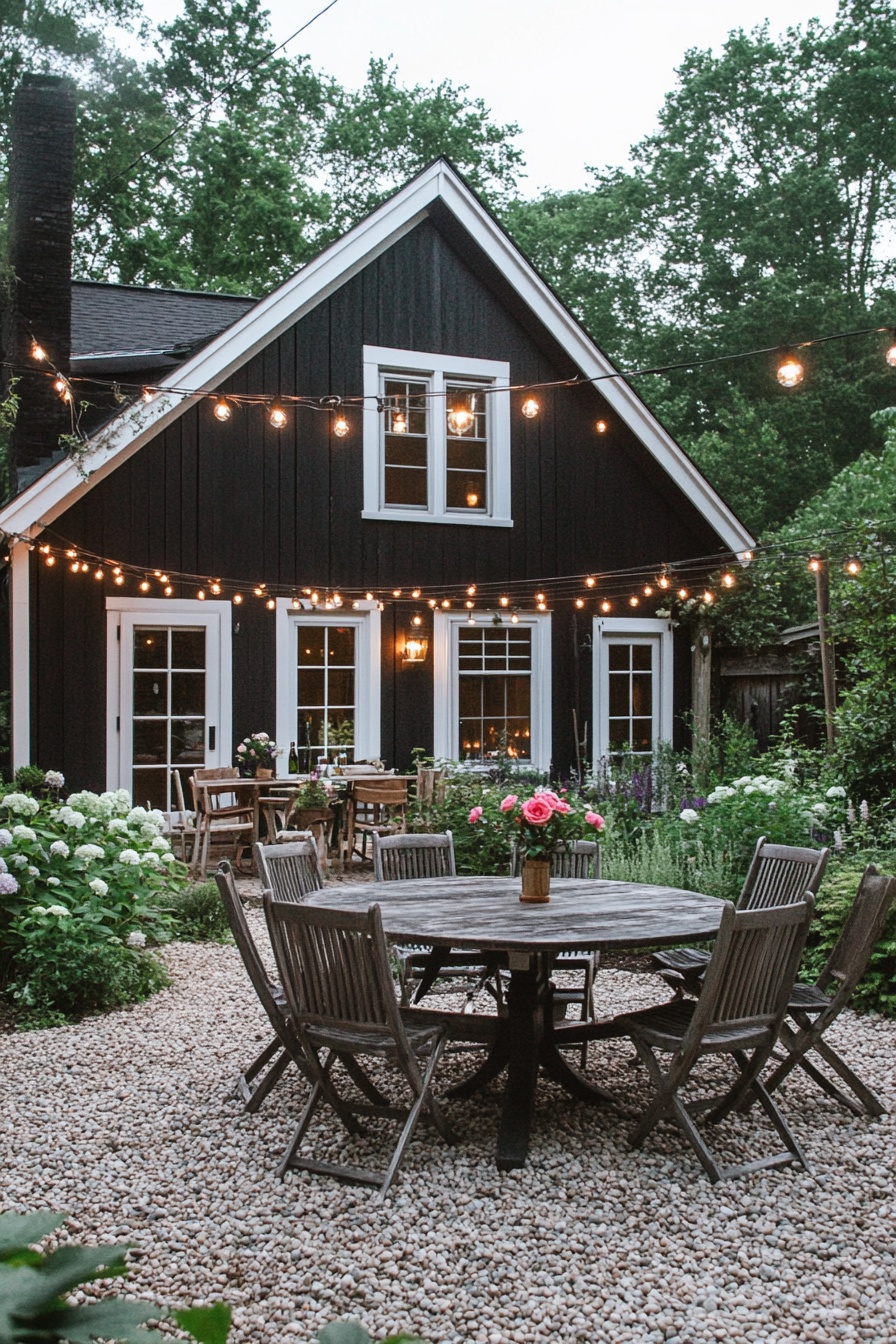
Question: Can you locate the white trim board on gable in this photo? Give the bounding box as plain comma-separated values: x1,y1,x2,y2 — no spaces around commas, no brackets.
0,159,754,553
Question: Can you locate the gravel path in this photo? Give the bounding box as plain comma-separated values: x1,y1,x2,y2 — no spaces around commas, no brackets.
4,911,896,1344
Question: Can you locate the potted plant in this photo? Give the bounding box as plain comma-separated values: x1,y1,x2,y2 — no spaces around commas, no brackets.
288,777,335,830
235,732,279,777
470,788,604,902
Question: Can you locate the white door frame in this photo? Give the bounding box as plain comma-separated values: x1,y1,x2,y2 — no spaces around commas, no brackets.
106,599,232,791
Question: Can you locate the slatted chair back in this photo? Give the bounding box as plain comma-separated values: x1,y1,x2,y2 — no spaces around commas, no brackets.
265,898,404,1039
215,860,284,1036
817,865,896,998
373,831,456,882
510,840,601,879
255,839,323,902
689,897,814,1048
739,838,829,910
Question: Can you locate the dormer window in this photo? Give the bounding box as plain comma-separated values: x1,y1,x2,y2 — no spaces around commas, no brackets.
363,347,512,526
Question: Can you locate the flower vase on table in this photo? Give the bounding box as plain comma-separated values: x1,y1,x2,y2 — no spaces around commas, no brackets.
235,732,280,779
468,788,605,905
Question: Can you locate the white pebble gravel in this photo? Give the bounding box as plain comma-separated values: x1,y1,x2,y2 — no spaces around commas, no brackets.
4,903,896,1344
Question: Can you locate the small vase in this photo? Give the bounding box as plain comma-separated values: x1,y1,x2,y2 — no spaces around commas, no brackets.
520,859,550,904
256,767,274,779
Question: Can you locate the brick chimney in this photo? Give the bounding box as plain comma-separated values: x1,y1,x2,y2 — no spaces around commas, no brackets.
2,74,77,497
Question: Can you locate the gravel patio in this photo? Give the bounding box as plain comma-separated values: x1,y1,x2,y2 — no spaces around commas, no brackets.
3,894,895,1344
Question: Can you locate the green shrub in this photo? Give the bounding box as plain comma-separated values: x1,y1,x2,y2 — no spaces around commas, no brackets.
801,856,896,1017
166,879,232,942
13,765,47,793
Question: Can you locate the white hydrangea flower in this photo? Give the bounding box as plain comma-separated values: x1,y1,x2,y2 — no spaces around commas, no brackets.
89,878,109,897
679,808,700,824
10,853,28,868
1,793,40,816
118,849,141,865
55,807,87,829
0,828,13,847
46,876,61,887
49,840,70,858
74,843,105,863
157,852,176,866
107,818,128,834
731,776,753,789
743,785,757,795
44,770,65,790
140,850,162,866
46,905,70,918
12,825,37,842
127,930,147,948
151,835,171,852
826,785,847,799
27,865,40,877
811,802,828,817
31,904,48,916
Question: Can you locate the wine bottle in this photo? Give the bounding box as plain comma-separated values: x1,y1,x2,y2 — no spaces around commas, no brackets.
288,741,298,774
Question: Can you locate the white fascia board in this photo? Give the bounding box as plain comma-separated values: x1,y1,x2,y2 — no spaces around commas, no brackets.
0,159,754,553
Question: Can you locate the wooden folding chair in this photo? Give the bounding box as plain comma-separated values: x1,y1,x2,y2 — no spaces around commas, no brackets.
511,840,601,1061
755,865,896,1118
255,839,324,902
652,838,829,996
214,860,390,1114
263,897,462,1198
617,896,815,1183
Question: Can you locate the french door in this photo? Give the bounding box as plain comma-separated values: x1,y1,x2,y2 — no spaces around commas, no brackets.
107,600,232,810
593,617,673,767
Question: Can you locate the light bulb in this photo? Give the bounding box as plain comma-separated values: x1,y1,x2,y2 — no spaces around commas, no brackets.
886,335,896,368
721,572,735,588
94,568,104,581
210,582,221,595
70,561,79,573
441,599,451,609
197,589,206,600
411,613,423,627
657,573,670,589
535,592,545,603
738,550,754,565
113,574,125,585
643,585,653,597
702,591,714,604
254,586,264,597
595,419,608,434
808,556,823,573
521,397,539,419
142,387,154,403
600,600,612,613
629,595,639,607
448,404,475,434
266,598,276,610
333,415,349,438
465,600,474,609
499,596,509,607
844,556,862,575
213,398,232,422
411,589,421,599
233,594,243,605
45,555,56,567
678,587,689,600
268,404,287,429
465,488,480,507
392,409,407,434
31,341,47,361
575,598,585,609
776,351,804,388
585,577,596,588
466,585,477,596
510,613,519,623
164,585,173,596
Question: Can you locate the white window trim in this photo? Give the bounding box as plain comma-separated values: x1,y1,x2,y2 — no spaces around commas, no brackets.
275,601,381,763
362,344,512,526
433,611,551,771
105,598,233,791
592,616,673,768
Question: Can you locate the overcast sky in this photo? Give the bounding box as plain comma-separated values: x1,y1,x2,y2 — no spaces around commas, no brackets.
140,0,840,192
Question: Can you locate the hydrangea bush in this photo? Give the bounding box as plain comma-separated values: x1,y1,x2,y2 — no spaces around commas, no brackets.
0,785,187,1025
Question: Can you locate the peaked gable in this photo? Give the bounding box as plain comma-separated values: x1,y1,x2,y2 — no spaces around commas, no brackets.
0,160,754,552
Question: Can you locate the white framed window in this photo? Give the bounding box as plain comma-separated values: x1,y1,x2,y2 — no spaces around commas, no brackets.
275,602,381,771
593,617,673,766
362,345,512,526
106,599,232,809
433,612,551,770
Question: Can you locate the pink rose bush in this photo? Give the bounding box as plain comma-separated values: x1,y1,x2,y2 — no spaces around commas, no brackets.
471,786,606,863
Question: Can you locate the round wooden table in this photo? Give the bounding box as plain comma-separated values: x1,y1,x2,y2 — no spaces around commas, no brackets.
306,876,724,1170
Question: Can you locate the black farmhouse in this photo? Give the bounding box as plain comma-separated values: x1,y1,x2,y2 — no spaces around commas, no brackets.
2,125,753,804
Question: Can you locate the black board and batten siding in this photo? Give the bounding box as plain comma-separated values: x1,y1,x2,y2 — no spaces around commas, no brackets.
31,217,723,788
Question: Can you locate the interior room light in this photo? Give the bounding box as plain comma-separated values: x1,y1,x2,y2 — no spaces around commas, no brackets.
213,398,232,423
391,408,407,434
333,415,349,438
268,403,288,429
776,349,804,388
521,397,540,419
465,488,480,507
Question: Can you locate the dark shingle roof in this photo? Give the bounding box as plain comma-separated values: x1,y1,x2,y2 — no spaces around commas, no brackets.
71,280,257,359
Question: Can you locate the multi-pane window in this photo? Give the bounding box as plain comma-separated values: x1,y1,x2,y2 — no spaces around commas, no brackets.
295,623,356,772
457,626,532,761
131,626,206,809
363,348,511,526
607,643,654,755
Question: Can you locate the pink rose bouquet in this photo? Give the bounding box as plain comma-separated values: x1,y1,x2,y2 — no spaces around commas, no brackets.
481,787,605,863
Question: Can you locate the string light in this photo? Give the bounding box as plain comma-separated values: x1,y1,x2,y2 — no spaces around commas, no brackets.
521,398,539,419
266,598,276,610
808,555,824,572
411,613,423,627
657,573,670,589
69,560,79,573
114,574,125,585
643,585,653,596
702,590,714,604
392,588,402,598
197,589,206,600
411,589,421,599
575,598,585,608
678,587,689,600
465,600,474,609
886,332,896,368
776,349,804,389
844,556,862,575
600,600,612,613
31,341,47,361
510,612,520,623
535,592,546,603
448,401,475,434
268,403,288,429
366,592,375,602
333,415,349,438
595,419,608,434
738,550,754,565
499,596,509,606
629,595,640,607
164,585,173,596
585,576,596,588
233,593,243,604
428,598,438,609
210,581,222,595
44,555,55,567
466,585,477,596
441,599,451,609
94,568,104,581
142,387,154,403
213,398,232,422
721,571,735,588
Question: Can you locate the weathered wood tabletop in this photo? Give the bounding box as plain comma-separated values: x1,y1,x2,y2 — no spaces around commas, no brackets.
306,877,724,1170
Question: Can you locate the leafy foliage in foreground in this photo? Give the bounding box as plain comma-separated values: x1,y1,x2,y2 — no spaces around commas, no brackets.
0,1210,230,1343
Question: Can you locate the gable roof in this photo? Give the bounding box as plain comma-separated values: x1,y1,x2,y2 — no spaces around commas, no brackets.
0,160,754,552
